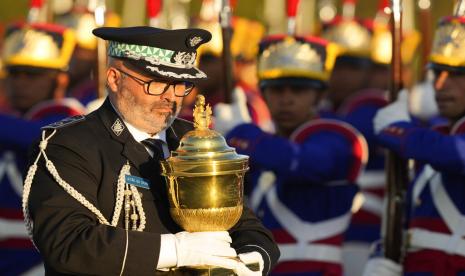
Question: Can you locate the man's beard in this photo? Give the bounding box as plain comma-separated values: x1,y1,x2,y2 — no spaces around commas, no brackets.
149,102,180,133
117,87,181,134
136,102,180,134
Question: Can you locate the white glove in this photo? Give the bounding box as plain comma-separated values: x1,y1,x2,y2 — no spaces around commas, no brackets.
213,87,252,135
374,89,410,134
234,251,264,276
409,76,439,121
362,257,402,276
174,231,239,269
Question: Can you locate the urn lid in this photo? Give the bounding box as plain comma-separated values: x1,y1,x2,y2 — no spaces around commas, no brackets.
168,95,248,163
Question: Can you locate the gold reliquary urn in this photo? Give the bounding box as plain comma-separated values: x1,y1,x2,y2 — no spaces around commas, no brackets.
161,95,259,276
160,95,253,275
160,95,249,232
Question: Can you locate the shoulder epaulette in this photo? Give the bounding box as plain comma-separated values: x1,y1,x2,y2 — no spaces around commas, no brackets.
41,115,86,130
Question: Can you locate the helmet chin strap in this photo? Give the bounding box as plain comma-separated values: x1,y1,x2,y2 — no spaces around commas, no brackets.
435,71,449,91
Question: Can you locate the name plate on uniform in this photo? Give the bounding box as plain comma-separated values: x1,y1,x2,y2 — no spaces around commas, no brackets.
125,175,150,189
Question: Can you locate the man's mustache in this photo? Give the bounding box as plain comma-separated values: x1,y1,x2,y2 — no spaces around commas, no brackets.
152,102,177,112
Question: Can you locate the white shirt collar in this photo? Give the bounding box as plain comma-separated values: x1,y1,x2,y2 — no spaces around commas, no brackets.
125,122,167,144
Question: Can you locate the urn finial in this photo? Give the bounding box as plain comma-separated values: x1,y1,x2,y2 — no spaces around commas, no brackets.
193,95,212,130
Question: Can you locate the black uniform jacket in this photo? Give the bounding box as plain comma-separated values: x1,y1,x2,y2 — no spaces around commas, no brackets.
28,98,279,276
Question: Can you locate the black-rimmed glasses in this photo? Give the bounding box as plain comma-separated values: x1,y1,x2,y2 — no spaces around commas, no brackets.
116,68,195,97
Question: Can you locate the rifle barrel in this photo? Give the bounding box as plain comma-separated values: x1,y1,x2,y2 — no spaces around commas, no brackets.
384,0,408,262
220,0,234,104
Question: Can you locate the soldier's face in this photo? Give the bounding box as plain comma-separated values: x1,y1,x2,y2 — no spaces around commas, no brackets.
108,64,183,135
328,60,369,107
5,68,57,114
434,70,465,122
262,85,321,137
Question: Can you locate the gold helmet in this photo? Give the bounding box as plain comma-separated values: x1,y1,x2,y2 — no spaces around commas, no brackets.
369,0,421,66
257,35,341,89
3,23,76,70
196,17,265,61
429,16,465,72
321,16,372,59
55,9,120,50
370,23,421,65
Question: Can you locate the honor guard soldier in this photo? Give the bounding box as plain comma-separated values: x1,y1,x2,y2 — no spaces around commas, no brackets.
321,1,421,274
363,14,465,276
23,26,279,275
0,22,84,275
218,34,368,275
320,7,388,274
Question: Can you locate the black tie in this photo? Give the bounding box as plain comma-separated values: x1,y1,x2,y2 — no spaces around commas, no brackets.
141,138,165,161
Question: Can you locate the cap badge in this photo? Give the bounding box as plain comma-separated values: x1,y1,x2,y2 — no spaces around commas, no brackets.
112,118,125,136
173,52,196,68
189,36,203,48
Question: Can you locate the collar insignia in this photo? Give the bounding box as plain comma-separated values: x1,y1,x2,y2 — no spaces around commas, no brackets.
112,119,125,136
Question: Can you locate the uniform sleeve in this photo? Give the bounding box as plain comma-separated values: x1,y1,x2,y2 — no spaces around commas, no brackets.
376,122,465,173
229,206,280,275
0,114,75,149
227,124,352,183
0,115,42,149
28,140,161,276
344,104,380,149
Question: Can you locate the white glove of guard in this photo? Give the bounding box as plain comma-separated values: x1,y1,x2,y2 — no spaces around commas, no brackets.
213,87,252,135
174,231,239,269
362,257,402,276
374,89,411,134
234,251,264,276
409,76,439,121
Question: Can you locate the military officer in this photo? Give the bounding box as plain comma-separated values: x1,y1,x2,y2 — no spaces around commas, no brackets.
23,26,279,275
364,15,465,276
221,34,368,275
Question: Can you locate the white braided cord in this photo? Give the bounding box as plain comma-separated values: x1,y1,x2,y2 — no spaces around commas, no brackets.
22,130,56,240
112,162,130,226
22,128,148,244
130,185,146,231
43,157,110,225
22,163,38,238
124,183,131,230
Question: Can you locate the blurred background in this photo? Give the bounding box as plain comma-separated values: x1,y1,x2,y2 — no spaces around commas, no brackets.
0,0,455,38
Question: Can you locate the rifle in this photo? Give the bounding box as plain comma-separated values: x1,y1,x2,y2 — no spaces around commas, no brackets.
383,0,409,262
457,0,465,16
219,0,234,104
417,0,432,81
94,0,107,98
